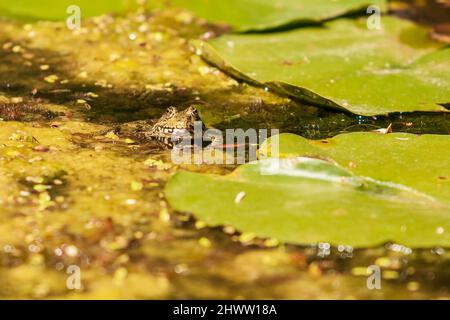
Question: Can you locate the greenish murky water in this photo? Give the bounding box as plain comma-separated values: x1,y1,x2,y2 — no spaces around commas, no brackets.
0,8,449,299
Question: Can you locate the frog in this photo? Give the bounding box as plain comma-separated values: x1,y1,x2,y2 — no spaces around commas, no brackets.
110,106,205,148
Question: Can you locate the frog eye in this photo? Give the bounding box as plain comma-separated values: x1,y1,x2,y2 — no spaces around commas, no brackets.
185,106,198,115
165,107,178,118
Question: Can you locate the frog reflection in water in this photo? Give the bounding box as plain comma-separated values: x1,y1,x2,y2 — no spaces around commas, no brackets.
117,106,206,148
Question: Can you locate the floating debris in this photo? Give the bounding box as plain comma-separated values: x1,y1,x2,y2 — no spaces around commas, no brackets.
130,181,143,191
372,123,393,134
64,245,79,257
125,199,137,205
12,45,22,53
407,281,420,292
234,191,246,204
382,270,400,280
239,232,256,244
159,208,170,222
174,263,189,274
44,74,59,83
351,266,369,276
144,158,172,170
195,221,207,229
198,237,212,248
264,238,280,248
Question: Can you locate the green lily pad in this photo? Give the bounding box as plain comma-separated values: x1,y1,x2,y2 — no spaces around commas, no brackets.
165,133,450,247
0,0,133,21
152,0,386,32
196,16,450,115
260,132,450,205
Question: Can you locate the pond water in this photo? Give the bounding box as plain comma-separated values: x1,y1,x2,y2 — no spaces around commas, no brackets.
0,7,449,299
